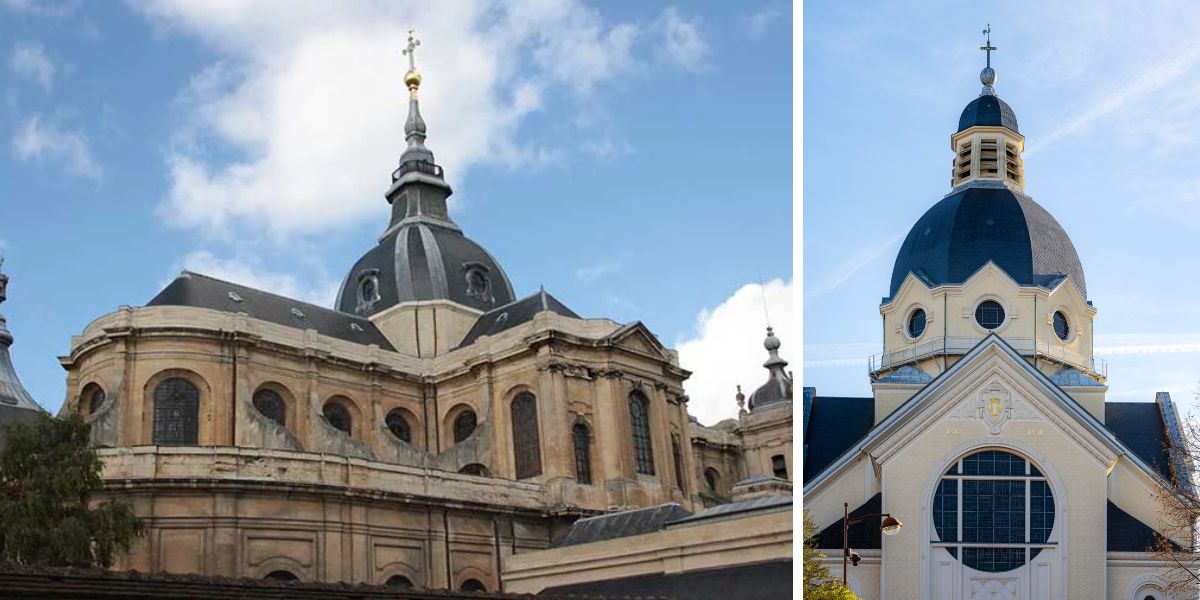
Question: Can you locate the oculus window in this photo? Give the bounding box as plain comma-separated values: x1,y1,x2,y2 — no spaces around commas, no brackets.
453,409,477,443
1053,311,1070,341
386,409,412,443
907,308,927,338
975,300,1006,330
323,400,352,435
252,388,287,427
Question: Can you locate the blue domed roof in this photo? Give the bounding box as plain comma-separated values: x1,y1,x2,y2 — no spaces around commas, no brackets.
958,94,1019,133
888,184,1086,300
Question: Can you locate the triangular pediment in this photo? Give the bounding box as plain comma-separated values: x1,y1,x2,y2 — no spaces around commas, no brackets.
604,322,671,360
804,334,1169,495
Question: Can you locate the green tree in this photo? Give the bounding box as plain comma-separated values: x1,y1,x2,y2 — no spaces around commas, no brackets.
0,413,142,567
804,510,860,600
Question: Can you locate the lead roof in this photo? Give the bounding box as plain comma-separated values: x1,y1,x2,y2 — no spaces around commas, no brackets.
456,288,579,348
148,271,395,351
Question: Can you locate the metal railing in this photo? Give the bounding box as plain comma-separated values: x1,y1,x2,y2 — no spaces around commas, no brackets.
391,160,444,182
868,336,1107,380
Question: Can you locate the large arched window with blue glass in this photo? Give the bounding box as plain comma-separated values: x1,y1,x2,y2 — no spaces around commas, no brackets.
932,449,1055,572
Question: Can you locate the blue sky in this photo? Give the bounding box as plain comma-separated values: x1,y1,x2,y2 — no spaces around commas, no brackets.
0,0,792,425
805,2,1200,409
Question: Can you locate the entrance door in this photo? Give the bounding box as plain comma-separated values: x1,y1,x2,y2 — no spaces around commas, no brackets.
930,547,1054,600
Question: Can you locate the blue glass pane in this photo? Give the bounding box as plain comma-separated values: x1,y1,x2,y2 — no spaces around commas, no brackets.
1030,480,1054,543
932,479,957,542
1029,464,1042,477
962,450,1026,476
962,480,1025,543
963,547,1025,572
945,463,958,475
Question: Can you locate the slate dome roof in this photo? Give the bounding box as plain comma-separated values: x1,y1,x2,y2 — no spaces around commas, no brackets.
958,94,1019,133
336,222,515,317
889,184,1087,300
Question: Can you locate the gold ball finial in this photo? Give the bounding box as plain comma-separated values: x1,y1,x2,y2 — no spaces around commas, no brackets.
402,28,422,98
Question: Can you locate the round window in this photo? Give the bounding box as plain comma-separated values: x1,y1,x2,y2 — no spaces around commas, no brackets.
932,450,1054,573
1052,311,1070,341
386,409,411,443
323,401,352,434
974,300,1005,330
907,308,927,338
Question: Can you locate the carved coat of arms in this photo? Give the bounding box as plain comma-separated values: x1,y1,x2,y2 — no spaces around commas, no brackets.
977,384,1012,435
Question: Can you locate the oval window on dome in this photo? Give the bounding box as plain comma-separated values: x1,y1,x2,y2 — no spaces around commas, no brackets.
975,300,1005,330
1053,311,1070,341
907,308,927,339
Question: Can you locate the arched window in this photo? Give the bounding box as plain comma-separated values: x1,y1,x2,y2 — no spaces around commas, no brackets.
453,409,477,443
264,570,298,582
772,454,788,479
386,409,412,443
932,449,1055,573
460,579,487,593
82,383,106,415
511,392,542,479
629,392,655,475
671,434,685,491
323,399,352,435
459,463,490,477
153,377,200,446
572,422,592,484
385,575,413,588
704,467,720,494
252,388,287,427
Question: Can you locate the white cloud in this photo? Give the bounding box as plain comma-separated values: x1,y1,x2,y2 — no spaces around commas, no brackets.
11,115,101,179
677,278,792,425
133,0,652,240
742,4,784,39
575,253,630,282
655,6,708,73
10,41,56,91
177,251,338,307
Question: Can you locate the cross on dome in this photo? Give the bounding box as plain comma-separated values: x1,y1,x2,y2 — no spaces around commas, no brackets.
403,28,420,72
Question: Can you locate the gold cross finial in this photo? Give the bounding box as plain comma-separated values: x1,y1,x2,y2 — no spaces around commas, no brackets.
403,28,421,72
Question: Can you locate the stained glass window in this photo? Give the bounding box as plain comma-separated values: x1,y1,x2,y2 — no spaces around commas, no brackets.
153,377,199,446
932,449,1054,573
253,388,287,426
1053,311,1070,341
671,434,685,490
573,423,592,485
511,393,542,479
975,300,1005,329
908,308,927,338
629,392,655,475
386,409,411,443
453,409,477,443
83,384,106,415
323,400,352,435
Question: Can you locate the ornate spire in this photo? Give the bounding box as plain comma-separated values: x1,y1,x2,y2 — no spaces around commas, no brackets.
748,326,792,412
398,28,434,168
0,260,44,411
979,24,998,96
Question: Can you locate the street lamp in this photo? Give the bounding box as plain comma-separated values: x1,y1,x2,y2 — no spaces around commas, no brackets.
842,502,903,585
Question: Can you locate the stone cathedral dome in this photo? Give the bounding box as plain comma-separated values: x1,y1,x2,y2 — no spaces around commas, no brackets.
335,50,514,317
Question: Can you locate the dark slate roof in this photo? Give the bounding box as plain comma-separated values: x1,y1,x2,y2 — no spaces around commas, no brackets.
665,494,792,528
1107,501,1166,552
889,184,1087,300
456,289,579,348
1105,402,1172,481
0,404,44,449
958,94,1019,133
335,221,515,317
148,272,395,351
550,503,692,548
803,395,874,484
537,559,792,600
814,493,882,550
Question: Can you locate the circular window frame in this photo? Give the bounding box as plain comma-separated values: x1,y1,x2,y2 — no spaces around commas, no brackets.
970,296,1011,334
903,304,931,341
1049,306,1077,344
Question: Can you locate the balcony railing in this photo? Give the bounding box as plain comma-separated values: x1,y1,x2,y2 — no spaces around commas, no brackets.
868,336,1107,380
